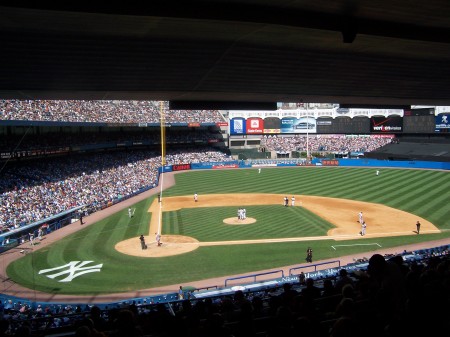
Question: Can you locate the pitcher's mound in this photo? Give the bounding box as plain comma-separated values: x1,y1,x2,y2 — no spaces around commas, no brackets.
115,235,200,257
223,217,256,225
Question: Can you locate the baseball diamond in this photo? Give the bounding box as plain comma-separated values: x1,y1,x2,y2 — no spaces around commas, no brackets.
3,166,449,304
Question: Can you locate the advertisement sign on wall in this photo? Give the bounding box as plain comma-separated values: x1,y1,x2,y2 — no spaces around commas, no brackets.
435,114,450,132
230,118,246,135
370,117,403,133
281,117,317,133
245,118,264,134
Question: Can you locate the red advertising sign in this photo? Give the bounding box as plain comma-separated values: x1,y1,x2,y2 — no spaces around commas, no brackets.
322,160,339,166
216,122,228,126
172,163,191,171
188,122,201,127
246,118,264,134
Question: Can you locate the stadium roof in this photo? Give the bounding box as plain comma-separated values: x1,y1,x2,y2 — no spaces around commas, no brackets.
1,2,450,108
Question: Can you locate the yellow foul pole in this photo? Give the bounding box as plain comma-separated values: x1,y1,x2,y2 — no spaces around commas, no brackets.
158,101,166,236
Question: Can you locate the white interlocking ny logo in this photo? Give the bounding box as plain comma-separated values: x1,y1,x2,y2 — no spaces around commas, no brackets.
38,261,103,282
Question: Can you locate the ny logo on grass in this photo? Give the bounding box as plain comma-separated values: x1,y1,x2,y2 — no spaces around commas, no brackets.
39,261,103,282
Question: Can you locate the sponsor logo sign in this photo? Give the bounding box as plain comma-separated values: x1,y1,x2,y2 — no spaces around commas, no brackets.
230,118,246,134
246,118,264,134
172,163,191,171
435,114,450,132
322,160,339,166
370,117,403,132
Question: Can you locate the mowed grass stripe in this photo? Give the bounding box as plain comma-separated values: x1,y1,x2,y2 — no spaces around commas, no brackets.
297,168,365,197
399,176,449,212
354,170,430,203
384,171,442,209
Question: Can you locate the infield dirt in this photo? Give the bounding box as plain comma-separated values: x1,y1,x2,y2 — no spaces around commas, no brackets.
114,193,439,257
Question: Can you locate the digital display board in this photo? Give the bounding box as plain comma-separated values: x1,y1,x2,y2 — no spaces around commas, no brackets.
263,117,281,134
403,115,436,133
316,117,370,134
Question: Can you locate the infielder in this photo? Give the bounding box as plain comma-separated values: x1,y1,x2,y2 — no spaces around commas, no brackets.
291,196,295,206
155,232,162,246
358,211,364,224
194,193,198,202
361,222,367,236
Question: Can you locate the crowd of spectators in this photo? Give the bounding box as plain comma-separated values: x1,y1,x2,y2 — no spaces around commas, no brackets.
0,129,224,154
1,248,448,337
0,100,225,124
260,134,394,154
0,148,231,231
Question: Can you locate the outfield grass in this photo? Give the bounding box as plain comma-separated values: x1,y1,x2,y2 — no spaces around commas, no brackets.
6,167,450,295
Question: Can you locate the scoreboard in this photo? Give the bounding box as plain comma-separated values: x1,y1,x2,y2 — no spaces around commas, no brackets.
403,115,436,133
316,117,370,134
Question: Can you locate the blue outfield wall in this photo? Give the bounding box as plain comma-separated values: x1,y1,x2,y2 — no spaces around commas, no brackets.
336,158,450,170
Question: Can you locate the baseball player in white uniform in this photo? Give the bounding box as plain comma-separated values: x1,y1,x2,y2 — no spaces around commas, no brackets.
155,232,162,246
361,222,367,236
291,196,295,206
358,211,364,224
128,207,132,218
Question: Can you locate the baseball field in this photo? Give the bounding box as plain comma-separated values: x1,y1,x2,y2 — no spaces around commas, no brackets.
5,166,450,300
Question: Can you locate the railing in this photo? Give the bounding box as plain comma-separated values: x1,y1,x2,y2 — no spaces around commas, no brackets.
224,269,284,287
289,260,341,276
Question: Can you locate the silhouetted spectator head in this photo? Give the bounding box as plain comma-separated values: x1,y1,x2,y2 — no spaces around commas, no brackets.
368,254,387,280
341,284,355,299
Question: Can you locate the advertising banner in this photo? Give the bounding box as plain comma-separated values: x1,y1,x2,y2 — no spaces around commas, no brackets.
435,114,450,132
230,118,246,135
245,118,264,134
370,117,403,133
281,117,316,133
172,164,191,171
212,164,239,169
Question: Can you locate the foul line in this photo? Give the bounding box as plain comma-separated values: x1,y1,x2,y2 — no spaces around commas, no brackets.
331,243,381,250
